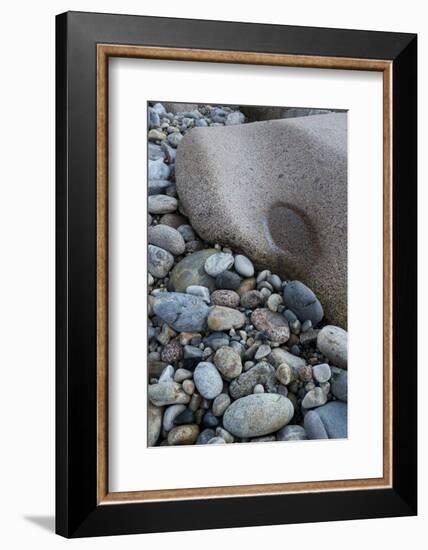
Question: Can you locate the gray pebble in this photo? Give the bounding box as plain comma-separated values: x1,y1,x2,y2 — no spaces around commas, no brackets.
163,404,186,432
148,194,178,215
148,224,185,255
193,362,223,399
277,424,307,441
186,285,210,303
312,363,331,384
148,245,174,278
317,325,348,369
224,394,294,438
204,253,234,277
234,255,254,277
153,292,211,332
301,387,328,409
283,281,324,326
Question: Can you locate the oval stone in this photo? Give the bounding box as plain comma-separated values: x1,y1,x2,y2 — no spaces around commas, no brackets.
207,306,246,331
148,224,186,255
148,381,190,407
223,394,294,438
210,289,240,308
148,403,163,446
317,325,348,369
283,280,324,326
204,252,234,277
214,346,242,379
234,255,254,277
167,424,199,445
148,194,178,214
193,362,223,399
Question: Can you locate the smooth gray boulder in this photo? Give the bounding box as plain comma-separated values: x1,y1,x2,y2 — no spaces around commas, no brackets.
176,113,347,327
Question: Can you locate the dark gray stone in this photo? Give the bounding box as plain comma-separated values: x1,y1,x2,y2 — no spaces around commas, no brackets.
283,281,324,326
215,271,241,290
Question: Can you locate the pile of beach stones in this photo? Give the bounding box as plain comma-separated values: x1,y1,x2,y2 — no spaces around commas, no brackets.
147,102,348,446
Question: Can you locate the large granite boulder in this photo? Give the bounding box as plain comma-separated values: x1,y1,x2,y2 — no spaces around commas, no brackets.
175,113,347,327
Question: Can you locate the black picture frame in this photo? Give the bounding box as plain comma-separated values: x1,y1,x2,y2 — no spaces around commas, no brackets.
56,11,417,538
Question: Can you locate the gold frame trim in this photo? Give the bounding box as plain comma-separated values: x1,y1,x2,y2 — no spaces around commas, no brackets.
96,44,393,505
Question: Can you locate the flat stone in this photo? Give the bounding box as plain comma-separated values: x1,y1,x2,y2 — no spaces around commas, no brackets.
148,224,185,255
214,346,242,379
148,403,163,446
167,424,199,445
169,249,217,292
277,424,307,441
153,292,211,332
223,394,294,438
193,362,223,399
229,362,277,399
210,289,240,308
207,306,246,331
317,325,348,369
204,252,234,277
176,114,347,327
254,344,271,360
251,309,290,343
207,436,226,444
148,381,190,407
148,245,174,278
163,102,199,114
148,195,178,214
283,281,324,326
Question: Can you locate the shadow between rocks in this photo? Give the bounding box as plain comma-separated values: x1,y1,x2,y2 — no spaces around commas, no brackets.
24,515,55,533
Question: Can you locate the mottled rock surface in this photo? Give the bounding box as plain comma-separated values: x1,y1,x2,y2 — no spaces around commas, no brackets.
176,114,347,326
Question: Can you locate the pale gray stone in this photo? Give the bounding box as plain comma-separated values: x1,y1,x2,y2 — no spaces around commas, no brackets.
223,394,294,438
148,194,178,214
204,252,234,277
193,362,223,399
234,254,254,277
301,387,328,409
317,325,348,369
312,363,332,383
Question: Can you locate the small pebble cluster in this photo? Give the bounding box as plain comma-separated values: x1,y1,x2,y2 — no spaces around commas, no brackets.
147,102,348,446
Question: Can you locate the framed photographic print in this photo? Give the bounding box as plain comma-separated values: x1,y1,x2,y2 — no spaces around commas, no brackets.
56,11,417,538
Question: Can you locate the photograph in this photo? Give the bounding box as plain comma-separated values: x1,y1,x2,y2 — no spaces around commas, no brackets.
147,101,348,446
